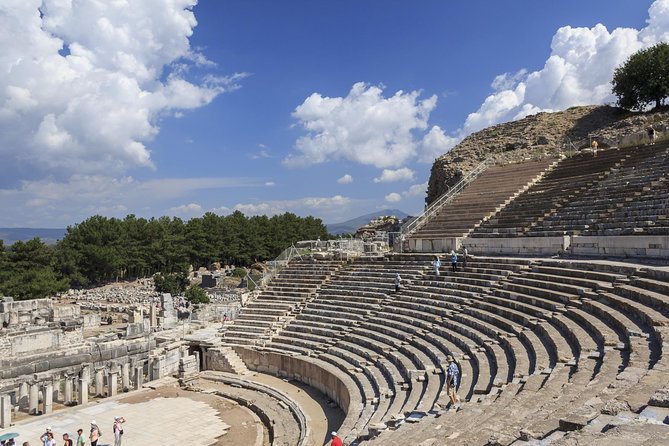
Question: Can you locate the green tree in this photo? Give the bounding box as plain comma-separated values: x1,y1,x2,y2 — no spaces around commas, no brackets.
0,238,69,300
612,43,669,110
185,285,210,304
153,270,189,295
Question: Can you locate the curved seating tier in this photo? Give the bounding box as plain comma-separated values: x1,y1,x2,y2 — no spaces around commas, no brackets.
411,158,557,239
472,142,669,238
220,254,669,444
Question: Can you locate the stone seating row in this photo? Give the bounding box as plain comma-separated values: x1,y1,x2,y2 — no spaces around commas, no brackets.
470,148,640,236
412,159,557,239
223,255,669,444
220,259,343,344
527,145,669,236
471,143,669,238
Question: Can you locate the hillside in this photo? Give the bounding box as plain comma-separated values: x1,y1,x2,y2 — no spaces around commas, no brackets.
0,228,67,245
427,105,669,203
327,209,409,235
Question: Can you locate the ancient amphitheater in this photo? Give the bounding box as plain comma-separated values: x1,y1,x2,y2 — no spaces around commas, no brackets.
2,139,669,445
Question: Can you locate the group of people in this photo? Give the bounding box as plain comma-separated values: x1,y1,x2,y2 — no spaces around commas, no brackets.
27,417,125,446
433,246,468,276
393,247,470,293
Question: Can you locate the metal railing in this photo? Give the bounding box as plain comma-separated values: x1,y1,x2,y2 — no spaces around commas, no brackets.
401,158,492,238
242,244,303,290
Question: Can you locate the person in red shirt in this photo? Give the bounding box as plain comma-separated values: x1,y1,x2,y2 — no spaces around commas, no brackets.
330,432,344,446
330,431,343,446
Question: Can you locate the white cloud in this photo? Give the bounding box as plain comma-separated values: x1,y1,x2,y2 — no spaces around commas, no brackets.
385,192,402,203
337,174,353,184
210,205,231,215
265,181,275,187
285,82,436,168
234,195,352,218
420,126,461,162
374,167,415,183
491,69,528,92
403,182,428,197
170,203,202,215
251,148,272,159
461,1,669,134
0,175,260,227
0,1,244,184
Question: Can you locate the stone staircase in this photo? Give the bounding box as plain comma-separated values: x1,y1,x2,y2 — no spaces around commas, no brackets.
408,158,558,249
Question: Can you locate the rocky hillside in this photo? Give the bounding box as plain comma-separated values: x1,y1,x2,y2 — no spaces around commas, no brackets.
427,105,669,204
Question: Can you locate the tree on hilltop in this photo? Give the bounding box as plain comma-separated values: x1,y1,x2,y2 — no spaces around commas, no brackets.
612,43,669,111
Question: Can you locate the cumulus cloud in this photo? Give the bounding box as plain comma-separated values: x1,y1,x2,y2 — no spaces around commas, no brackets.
0,174,261,227
385,192,402,203
285,82,436,168
420,126,461,162
234,195,351,218
462,1,669,134
374,168,415,183
0,0,244,185
170,203,202,215
403,182,428,197
337,174,353,184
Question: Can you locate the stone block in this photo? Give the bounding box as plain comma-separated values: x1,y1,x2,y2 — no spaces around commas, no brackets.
649,388,669,408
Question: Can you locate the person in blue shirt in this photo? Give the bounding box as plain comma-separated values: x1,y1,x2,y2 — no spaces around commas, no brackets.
450,251,458,272
446,355,460,406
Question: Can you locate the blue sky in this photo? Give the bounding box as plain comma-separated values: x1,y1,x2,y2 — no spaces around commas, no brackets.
0,0,664,227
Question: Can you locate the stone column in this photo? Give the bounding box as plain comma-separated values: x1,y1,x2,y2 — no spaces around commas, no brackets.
149,305,157,328
107,371,118,397
0,395,11,428
77,377,88,405
29,383,39,415
64,377,74,405
194,350,201,373
121,363,130,392
18,382,28,410
134,365,144,390
42,383,53,415
95,369,105,397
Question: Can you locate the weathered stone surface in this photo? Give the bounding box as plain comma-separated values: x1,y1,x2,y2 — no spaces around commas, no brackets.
649,388,669,408
601,399,632,415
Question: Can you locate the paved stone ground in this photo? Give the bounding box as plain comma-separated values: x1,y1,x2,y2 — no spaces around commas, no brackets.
6,396,229,446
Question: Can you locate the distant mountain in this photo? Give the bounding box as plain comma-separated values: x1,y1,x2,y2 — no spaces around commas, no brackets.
0,228,67,245
327,209,410,235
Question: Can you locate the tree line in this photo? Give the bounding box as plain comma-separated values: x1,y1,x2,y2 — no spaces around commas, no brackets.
0,211,329,300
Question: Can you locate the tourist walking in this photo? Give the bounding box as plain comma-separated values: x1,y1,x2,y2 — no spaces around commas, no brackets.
75,429,85,446
648,125,657,144
450,251,458,272
446,355,460,406
112,416,125,446
433,256,441,276
394,273,402,292
62,433,73,446
330,431,344,446
462,246,468,269
89,421,101,446
591,139,598,156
